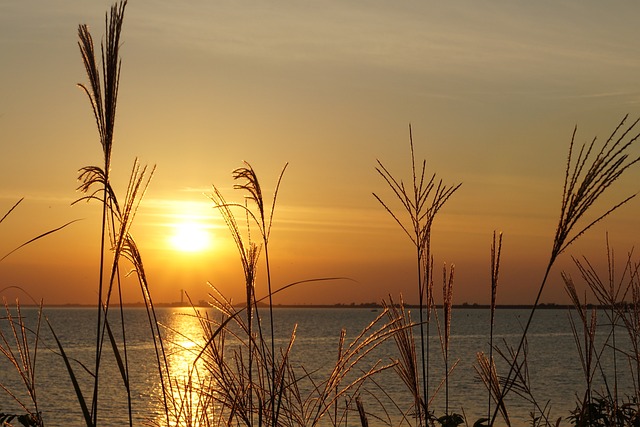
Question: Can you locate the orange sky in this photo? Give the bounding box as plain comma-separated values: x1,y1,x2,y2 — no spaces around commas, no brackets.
1,1,639,306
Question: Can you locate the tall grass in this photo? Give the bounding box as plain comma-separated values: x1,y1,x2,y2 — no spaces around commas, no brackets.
73,3,174,426
374,125,461,425
205,163,401,426
208,161,287,426
439,264,455,419
473,232,504,426
0,299,44,427
76,1,127,423
491,116,640,425
488,232,502,423
384,297,422,423
0,199,75,426
230,161,288,426
563,237,640,425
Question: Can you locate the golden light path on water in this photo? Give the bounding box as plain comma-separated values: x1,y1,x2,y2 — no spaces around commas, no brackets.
150,307,218,427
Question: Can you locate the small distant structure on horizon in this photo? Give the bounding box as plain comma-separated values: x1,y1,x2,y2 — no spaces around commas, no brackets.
169,289,188,307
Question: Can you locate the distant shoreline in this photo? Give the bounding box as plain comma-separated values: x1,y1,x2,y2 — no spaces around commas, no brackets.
12,302,593,310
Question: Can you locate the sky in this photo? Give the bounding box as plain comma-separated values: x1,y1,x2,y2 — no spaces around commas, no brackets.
1,1,640,306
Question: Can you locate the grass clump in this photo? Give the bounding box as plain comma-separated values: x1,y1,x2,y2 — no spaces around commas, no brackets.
563,237,640,426
203,163,399,426
491,116,640,425
0,300,44,427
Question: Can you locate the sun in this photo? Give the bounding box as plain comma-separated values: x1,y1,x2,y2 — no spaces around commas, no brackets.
169,221,211,253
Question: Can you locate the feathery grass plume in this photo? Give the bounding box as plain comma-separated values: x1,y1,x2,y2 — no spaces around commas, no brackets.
208,185,263,425
233,162,287,418
78,1,126,171
0,299,44,427
303,309,398,426
440,264,455,417
74,158,156,426
475,351,509,426
120,230,177,424
374,125,461,424
76,2,127,424
107,161,156,424
488,231,502,422
209,162,287,425
192,280,394,426
492,115,640,424
77,4,164,425
384,297,423,420
209,164,397,425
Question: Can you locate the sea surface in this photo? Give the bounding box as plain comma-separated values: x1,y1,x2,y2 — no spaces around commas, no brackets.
0,306,636,426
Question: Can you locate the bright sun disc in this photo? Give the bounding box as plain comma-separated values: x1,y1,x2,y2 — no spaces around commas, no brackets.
170,222,211,252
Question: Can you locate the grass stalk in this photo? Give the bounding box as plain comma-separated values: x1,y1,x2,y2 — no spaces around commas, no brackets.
492,115,640,424
384,297,422,421
374,125,461,424
563,273,599,421
441,264,454,417
233,162,288,423
209,162,288,425
488,231,502,423
76,2,127,423
76,4,169,425
563,238,640,424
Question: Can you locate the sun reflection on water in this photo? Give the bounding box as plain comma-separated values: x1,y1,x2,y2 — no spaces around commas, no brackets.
149,307,217,427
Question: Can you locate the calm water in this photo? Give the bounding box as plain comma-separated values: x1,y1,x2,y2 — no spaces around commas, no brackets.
0,306,635,426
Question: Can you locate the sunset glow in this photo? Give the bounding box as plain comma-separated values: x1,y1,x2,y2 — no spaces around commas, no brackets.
169,221,211,253
1,1,640,306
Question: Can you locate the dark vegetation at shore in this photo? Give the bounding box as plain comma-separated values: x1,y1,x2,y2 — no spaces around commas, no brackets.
2,2,640,427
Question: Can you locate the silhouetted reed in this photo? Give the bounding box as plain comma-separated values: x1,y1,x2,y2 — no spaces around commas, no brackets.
474,234,506,427
374,125,461,425
74,3,174,426
439,264,455,418
0,299,43,427
232,161,288,426
562,238,640,425
206,164,398,426
492,116,640,425
0,200,74,426
76,1,127,423
384,297,423,421
488,231,502,424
